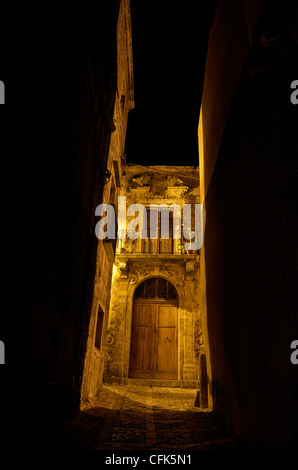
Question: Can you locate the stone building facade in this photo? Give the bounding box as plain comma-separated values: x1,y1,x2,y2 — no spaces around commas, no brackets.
79,0,134,402
103,165,205,389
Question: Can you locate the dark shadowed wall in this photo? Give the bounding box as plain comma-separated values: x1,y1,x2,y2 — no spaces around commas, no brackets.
1,1,121,448
199,0,298,449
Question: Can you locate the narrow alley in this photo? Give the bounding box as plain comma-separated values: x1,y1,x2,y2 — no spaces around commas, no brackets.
1,0,297,454
44,384,244,451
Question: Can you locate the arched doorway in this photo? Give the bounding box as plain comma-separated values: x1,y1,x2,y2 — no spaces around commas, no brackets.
129,278,178,379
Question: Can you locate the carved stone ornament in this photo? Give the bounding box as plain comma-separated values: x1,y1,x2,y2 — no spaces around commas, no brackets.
105,334,115,346
185,260,196,280
194,320,204,357
130,266,150,278
129,273,138,284
119,260,128,278
158,266,185,288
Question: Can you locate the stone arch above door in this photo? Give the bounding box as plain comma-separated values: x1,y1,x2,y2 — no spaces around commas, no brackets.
104,262,200,387
134,277,178,302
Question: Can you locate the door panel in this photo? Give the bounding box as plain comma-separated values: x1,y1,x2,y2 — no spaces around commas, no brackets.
133,303,155,326
131,327,153,370
130,301,178,379
129,304,155,378
157,305,177,326
155,305,177,379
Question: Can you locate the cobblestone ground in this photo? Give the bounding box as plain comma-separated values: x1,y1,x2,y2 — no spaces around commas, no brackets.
44,384,244,450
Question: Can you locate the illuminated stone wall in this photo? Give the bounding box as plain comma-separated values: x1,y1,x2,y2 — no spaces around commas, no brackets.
103,165,204,389
80,0,135,403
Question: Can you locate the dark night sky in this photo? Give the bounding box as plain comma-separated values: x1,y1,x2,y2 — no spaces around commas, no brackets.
0,2,216,168
125,1,217,166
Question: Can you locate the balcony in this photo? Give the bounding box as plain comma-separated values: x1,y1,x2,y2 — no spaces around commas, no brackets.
116,230,199,256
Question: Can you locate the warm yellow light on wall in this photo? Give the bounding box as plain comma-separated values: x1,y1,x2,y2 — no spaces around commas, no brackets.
198,105,205,206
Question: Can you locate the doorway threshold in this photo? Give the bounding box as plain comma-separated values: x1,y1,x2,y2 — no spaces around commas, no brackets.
105,377,198,389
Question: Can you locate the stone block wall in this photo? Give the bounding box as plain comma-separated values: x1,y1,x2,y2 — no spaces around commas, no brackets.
103,165,204,388
79,0,135,403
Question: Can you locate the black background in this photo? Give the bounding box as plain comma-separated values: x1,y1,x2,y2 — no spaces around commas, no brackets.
0,1,216,167
126,0,216,166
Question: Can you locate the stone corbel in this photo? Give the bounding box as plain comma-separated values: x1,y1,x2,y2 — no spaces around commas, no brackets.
119,260,129,278
185,260,196,280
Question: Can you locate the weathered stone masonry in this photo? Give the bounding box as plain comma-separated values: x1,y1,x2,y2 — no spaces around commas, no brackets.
103,165,205,389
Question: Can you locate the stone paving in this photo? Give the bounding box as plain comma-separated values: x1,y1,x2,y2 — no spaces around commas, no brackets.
44,384,245,450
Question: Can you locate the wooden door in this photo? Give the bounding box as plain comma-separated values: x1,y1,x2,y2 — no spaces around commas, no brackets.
129,303,155,378
129,300,178,379
154,304,177,379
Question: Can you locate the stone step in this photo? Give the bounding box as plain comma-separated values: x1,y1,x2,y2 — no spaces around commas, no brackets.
106,377,198,389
